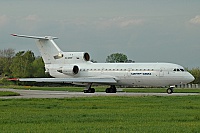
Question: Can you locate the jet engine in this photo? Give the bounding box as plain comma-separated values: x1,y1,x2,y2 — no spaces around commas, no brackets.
64,52,90,62
57,65,79,75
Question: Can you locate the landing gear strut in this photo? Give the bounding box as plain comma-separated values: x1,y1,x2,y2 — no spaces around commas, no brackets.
105,85,117,93
84,84,95,93
167,87,174,94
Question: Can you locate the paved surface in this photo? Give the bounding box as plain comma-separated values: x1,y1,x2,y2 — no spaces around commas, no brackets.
0,88,199,99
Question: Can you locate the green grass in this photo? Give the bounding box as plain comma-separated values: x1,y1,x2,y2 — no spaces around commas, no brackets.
0,91,20,96
0,96,200,132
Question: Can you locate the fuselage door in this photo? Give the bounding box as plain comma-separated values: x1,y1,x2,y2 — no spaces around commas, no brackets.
159,68,164,77
127,68,132,77
101,68,104,74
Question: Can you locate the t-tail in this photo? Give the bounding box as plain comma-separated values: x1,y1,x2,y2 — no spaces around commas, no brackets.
11,34,63,64
11,34,91,65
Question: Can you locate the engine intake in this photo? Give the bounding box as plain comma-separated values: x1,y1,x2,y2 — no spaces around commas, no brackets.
83,52,90,61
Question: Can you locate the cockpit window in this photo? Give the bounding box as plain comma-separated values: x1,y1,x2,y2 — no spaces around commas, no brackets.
173,68,185,72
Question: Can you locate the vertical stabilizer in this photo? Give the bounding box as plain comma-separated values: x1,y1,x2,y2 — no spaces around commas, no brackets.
11,34,63,64
36,38,63,64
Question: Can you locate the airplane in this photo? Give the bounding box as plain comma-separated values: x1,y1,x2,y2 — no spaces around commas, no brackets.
11,34,194,94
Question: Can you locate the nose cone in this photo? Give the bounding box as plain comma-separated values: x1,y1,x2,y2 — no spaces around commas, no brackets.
187,73,195,83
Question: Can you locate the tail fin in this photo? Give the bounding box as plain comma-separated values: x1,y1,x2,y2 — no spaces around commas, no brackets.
11,34,63,64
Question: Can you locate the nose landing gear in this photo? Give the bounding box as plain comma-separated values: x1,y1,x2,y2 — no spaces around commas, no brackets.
167,87,174,94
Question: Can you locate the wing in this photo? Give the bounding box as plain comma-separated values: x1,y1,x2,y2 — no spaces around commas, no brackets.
18,77,117,84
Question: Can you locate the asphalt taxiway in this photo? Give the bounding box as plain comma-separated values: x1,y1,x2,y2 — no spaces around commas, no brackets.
0,88,199,99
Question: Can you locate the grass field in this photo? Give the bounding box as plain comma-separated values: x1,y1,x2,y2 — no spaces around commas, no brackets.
0,96,200,132
0,91,20,96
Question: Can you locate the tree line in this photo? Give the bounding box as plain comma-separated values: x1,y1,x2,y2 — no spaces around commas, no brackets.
0,49,199,84
0,49,48,79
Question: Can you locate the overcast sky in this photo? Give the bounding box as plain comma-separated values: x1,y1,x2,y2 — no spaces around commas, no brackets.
1,0,200,68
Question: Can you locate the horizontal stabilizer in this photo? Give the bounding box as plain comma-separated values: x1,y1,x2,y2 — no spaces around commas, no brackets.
11,34,58,40
18,77,117,84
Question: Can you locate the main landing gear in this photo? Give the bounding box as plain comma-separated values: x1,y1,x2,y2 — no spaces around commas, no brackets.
83,84,117,93
166,87,174,94
105,85,117,93
83,88,95,93
83,84,95,93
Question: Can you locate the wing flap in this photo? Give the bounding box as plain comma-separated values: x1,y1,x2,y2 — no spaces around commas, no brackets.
18,77,117,84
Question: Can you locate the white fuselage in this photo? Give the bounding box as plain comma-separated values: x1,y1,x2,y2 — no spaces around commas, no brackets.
47,62,194,87
11,34,194,88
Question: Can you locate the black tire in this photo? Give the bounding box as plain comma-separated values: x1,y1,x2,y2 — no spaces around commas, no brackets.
88,88,95,93
84,90,88,93
90,88,95,93
167,88,173,94
106,88,117,93
106,88,110,93
111,88,117,93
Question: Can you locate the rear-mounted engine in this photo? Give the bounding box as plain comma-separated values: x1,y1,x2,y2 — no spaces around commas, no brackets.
64,52,90,62
57,65,79,75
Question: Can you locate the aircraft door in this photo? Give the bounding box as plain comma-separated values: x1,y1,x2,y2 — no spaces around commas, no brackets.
101,68,104,74
127,68,132,77
159,68,164,77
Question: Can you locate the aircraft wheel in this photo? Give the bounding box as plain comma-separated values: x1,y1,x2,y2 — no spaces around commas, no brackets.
84,88,95,93
88,88,95,93
167,88,173,94
111,88,117,93
84,90,88,93
106,88,110,93
90,88,95,93
105,88,116,93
